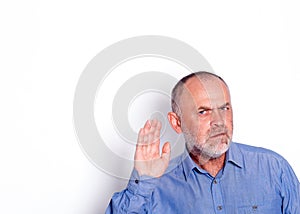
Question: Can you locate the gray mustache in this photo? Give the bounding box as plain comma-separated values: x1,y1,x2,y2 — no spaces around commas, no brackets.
208,129,229,137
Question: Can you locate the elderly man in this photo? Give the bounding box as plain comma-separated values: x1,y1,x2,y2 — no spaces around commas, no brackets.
106,71,300,213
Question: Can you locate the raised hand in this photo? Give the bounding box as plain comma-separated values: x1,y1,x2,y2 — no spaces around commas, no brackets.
134,119,171,178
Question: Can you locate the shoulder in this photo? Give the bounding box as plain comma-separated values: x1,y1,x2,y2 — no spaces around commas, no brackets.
231,142,290,169
233,142,284,158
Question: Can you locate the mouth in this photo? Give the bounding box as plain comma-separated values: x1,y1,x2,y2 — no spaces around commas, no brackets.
210,133,227,138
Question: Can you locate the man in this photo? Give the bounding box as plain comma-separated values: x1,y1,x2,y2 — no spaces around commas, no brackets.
106,71,300,213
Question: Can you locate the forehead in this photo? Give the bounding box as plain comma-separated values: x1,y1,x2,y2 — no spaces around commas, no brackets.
180,76,230,107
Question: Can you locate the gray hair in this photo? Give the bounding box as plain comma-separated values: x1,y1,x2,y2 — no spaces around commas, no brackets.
171,71,228,117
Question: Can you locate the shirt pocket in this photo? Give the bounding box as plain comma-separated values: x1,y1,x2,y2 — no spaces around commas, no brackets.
236,197,282,214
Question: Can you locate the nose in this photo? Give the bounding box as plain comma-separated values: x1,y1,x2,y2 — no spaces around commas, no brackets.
210,109,224,127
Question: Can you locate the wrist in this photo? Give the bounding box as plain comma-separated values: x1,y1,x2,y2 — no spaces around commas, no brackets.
127,169,159,196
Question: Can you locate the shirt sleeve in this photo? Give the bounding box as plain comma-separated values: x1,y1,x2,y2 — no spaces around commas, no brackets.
280,159,300,214
105,169,159,214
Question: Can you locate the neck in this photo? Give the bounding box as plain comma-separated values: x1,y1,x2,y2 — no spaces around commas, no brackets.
190,153,226,177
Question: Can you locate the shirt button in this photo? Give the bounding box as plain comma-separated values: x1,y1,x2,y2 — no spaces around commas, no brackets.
217,205,222,210
213,180,217,184
135,179,139,184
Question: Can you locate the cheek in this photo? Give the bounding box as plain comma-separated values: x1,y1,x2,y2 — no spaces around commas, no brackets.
182,117,206,135
182,113,199,127
226,115,233,127
183,114,216,135
197,121,211,136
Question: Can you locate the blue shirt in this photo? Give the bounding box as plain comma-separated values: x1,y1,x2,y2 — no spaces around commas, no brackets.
106,142,300,213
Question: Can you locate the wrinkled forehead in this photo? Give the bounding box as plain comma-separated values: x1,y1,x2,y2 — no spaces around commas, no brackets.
180,76,231,107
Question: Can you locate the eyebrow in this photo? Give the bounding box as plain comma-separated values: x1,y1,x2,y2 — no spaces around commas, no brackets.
197,102,231,111
220,102,231,108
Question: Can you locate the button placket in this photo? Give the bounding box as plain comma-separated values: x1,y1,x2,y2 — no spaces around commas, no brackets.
211,178,225,213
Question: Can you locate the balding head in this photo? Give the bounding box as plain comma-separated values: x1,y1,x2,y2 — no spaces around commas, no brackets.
171,71,229,117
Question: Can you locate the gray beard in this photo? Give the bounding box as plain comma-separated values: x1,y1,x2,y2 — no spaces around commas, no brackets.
183,130,232,161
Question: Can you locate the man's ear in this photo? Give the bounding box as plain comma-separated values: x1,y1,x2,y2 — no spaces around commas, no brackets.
167,112,182,134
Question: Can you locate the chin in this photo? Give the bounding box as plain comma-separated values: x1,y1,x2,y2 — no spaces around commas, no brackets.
209,151,226,159
207,139,232,158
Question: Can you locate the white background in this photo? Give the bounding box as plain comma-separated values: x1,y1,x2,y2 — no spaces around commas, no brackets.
1,1,300,213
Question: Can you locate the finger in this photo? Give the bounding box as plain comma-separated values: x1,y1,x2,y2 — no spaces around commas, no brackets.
135,128,145,158
149,121,161,155
147,119,160,153
153,120,161,143
138,120,151,145
143,119,160,155
143,120,151,132
147,119,157,143
148,119,157,132
145,131,154,155
137,128,145,145
146,119,159,142
145,119,155,144
161,142,171,161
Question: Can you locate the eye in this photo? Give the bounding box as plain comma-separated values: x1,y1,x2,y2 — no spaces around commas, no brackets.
198,110,207,115
221,106,230,111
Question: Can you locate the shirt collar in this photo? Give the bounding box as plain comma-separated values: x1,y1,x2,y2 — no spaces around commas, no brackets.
226,142,244,168
181,142,244,181
181,149,199,180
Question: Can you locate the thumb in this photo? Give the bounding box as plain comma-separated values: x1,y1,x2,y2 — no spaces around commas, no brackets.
161,142,171,161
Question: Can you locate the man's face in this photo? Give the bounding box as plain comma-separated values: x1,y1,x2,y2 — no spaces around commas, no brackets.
178,76,233,160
